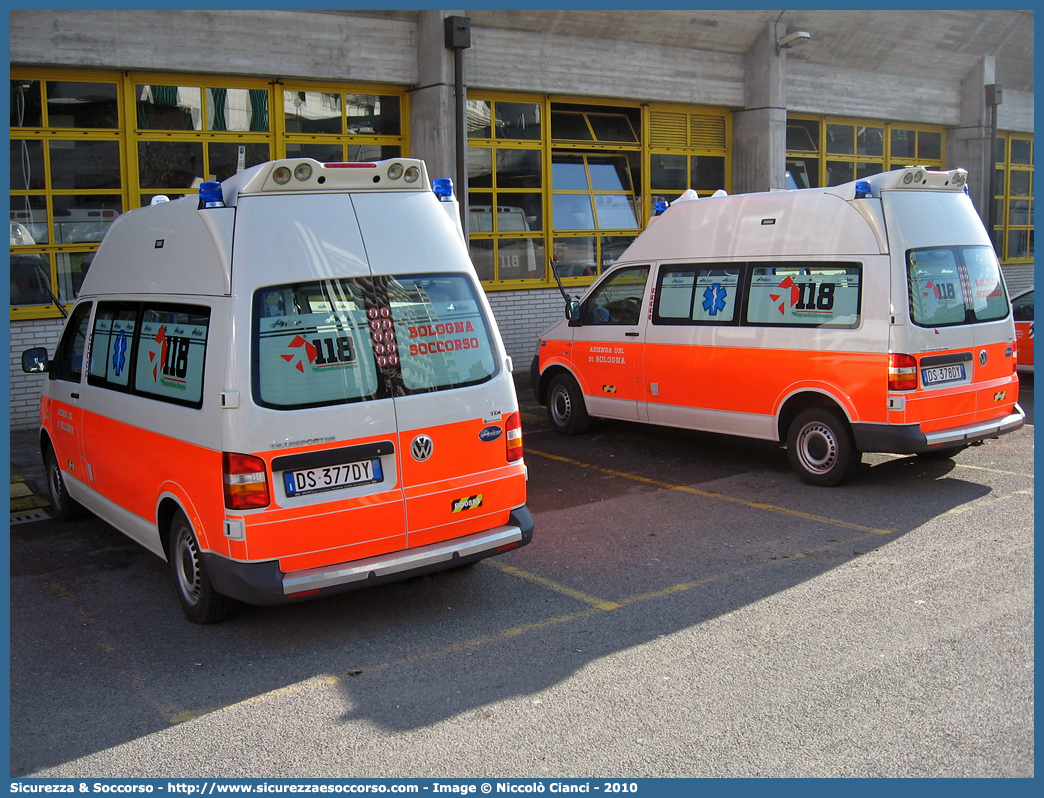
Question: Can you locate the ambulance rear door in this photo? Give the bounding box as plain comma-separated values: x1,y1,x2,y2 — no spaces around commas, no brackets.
352,191,527,551
883,188,1017,429
231,191,409,569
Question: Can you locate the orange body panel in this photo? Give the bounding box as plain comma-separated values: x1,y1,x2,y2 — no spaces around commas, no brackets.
643,343,887,423
1015,320,1034,370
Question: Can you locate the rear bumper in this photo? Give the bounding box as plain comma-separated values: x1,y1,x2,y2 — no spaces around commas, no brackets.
852,404,1025,454
204,505,534,606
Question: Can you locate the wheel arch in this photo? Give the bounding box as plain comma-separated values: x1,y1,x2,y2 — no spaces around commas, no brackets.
536,361,581,406
776,389,854,444
156,489,209,562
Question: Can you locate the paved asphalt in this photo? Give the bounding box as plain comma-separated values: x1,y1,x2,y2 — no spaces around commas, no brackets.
7,377,1035,779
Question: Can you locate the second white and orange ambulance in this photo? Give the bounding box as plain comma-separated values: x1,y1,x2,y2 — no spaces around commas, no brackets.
533,167,1024,486
23,158,532,623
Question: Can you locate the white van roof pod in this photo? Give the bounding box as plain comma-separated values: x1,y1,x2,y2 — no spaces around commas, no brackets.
619,167,971,263
825,166,969,200
220,158,431,206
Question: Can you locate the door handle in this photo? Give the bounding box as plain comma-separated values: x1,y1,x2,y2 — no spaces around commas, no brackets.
70,392,80,399
625,332,640,337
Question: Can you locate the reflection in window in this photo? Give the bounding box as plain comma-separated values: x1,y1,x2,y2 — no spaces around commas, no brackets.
10,80,42,128
139,141,204,189
136,85,201,130
10,253,53,306
206,88,269,132
46,81,119,128
552,154,637,232
826,124,854,155
208,142,271,182
346,94,400,136
284,90,342,134
53,195,121,245
9,195,47,245
48,140,121,190
552,108,638,143
10,139,45,190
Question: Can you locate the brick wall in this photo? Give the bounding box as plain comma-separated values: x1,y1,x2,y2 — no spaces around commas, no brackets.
10,318,64,430
486,287,570,380
1002,263,1034,297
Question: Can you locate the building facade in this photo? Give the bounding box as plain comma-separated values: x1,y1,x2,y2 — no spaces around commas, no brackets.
9,9,1035,428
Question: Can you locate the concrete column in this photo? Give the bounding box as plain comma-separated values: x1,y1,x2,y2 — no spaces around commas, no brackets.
947,56,995,226
409,10,463,183
731,20,787,194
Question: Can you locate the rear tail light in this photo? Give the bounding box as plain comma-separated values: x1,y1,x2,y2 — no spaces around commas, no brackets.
223,452,270,510
888,353,919,391
1011,338,1019,371
505,411,524,462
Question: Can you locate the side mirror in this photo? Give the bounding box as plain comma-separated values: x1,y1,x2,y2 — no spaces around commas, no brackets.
22,347,50,374
566,300,582,327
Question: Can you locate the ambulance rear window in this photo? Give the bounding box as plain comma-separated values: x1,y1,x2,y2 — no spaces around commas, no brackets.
907,245,1009,327
253,274,496,409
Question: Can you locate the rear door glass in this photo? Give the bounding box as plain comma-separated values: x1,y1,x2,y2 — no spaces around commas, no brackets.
253,273,496,409
907,245,1009,327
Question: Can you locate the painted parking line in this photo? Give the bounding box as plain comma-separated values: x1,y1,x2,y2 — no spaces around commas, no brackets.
166,523,886,726
525,448,895,536
485,560,622,610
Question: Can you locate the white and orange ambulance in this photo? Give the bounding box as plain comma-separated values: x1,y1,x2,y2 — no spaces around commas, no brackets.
533,166,1024,486
22,158,532,623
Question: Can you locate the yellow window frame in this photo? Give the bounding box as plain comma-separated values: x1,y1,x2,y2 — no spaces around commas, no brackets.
995,133,1034,264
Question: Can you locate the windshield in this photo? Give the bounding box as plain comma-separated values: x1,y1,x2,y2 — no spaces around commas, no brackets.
253,273,497,409
907,245,1009,327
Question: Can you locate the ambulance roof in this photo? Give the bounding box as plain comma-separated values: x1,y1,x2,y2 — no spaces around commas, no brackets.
78,159,443,298
618,166,968,263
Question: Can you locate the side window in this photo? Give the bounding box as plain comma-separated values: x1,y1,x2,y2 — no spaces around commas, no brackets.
655,265,741,324
133,304,210,408
88,302,138,389
52,303,93,383
582,265,649,325
746,262,861,328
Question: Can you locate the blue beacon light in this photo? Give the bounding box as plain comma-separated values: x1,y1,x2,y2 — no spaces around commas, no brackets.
198,182,225,209
433,178,454,201
854,180,872,199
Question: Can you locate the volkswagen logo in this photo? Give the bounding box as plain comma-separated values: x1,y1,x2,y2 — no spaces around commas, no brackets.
410,434,434,462
979,349,988,367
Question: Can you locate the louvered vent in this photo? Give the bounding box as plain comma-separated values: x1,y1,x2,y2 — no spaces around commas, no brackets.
650,111,727,150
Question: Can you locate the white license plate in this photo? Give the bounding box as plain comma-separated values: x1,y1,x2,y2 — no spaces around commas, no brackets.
922,363,966,386
283,458,383,497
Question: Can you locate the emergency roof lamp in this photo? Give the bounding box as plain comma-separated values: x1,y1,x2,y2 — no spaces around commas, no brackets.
432,178,454,201
198,182,225,209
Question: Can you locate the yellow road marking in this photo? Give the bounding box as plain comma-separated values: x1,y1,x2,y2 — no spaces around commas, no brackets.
526,447,894,535
486,560,622,610
943,488,1033,516
875,452,1034,479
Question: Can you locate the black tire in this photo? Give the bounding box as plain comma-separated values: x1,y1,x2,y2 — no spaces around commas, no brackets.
547,372,590,436
916,444,968,461
786,407,858,487
169,509,233,624
44,444,85,521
